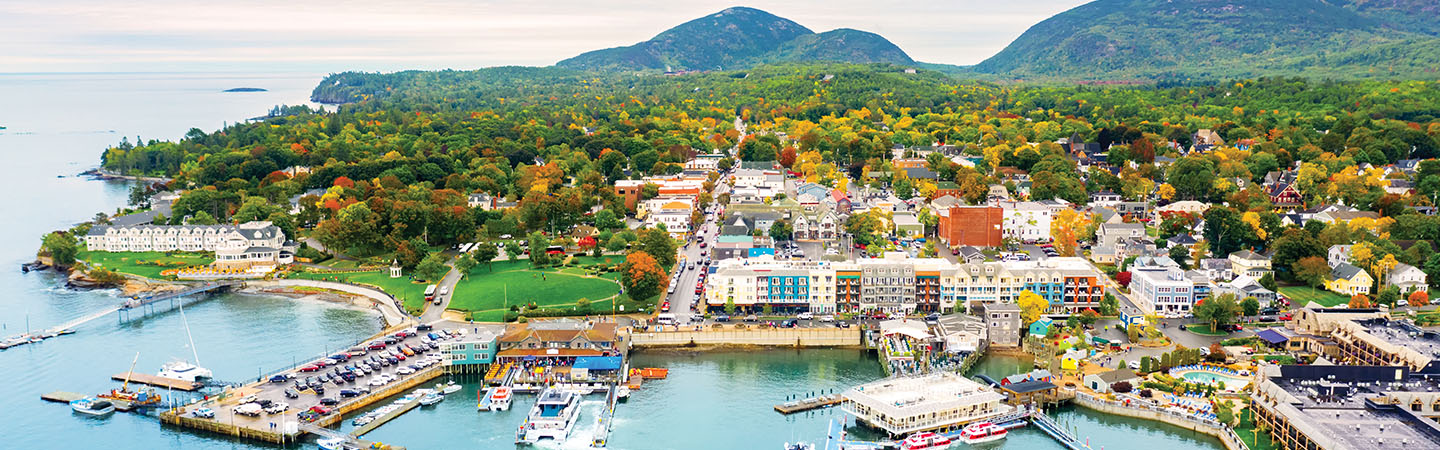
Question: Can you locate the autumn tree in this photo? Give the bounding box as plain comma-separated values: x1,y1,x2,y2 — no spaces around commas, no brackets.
779,146,797,168
1348,294,1372,309
1017,290,1049,325
1050,209,1092,257
636,228,677,268
1295,256,1330,288
620,251,668,302
1194,293,1241,333
1409,290,1430,307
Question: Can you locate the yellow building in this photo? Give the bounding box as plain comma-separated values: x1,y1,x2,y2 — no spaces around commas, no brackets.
1324,263,1374,296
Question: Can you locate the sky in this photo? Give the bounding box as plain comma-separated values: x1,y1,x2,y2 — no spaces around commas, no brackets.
0,0,1090,73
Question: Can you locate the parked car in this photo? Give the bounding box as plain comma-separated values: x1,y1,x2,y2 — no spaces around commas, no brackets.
797,312,814,320
819,314,835,323
339,389,361,398
744,314,758,322
780,319,798,328
284,388,300,399
714,315,730,322
269,374,290,383
1128,360,1141,370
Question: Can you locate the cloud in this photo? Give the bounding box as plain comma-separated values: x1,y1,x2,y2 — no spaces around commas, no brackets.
0,0,1088,73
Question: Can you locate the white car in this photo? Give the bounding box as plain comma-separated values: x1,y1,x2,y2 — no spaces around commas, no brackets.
797,312,814,320
369,377,389,387
397,367,416,375
264,402,289,414
819,315,835,323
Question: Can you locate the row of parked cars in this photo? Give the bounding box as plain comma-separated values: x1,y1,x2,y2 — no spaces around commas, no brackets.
256,326,460,418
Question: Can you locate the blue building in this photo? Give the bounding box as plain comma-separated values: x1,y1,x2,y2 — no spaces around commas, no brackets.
442,329,501,373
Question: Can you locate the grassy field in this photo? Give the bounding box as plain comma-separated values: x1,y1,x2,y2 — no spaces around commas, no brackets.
1277,286,1350,307
451,259,628,322
289,270,435,312
78,250,212,279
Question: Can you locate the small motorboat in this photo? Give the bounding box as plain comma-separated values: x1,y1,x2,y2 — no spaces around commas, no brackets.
489,386,513,412
615,386,631,402
784,443,814,450
71,397,116,417
317,437,344,450
900,431,953,450
959,421,1008,445
419,392,444,406
440,381,462,395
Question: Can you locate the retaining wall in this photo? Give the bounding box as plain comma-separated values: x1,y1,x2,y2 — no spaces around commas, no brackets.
1072,391,1249,450
630,328,861,347
249,279,411,327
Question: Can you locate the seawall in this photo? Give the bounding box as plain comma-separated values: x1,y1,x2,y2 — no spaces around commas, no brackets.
630,327,861,348
1072,391,1249,450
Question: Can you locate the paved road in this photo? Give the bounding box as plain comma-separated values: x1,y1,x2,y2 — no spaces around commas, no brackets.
661,180,729,325
421,257,464,323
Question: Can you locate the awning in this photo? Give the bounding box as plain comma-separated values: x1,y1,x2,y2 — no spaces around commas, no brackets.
1255,329,1289,345
573,356,623,371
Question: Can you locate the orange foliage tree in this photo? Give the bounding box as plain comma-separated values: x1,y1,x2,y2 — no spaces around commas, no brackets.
620,251,668,302
1348,294,1372,309
1409,291,1430,307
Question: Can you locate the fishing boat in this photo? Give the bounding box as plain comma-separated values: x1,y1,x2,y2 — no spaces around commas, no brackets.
70,397,116,417
959,421,1007,445
489,386,513,411
515,388,581,444
419,392,445,406
317,437,344,450
102,352,162,407
900,431,953,450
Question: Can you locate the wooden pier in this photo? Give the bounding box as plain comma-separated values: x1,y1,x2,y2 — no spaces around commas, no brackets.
41,391,86,403
773,394,843,414
351,393,424,437
112,372,201,391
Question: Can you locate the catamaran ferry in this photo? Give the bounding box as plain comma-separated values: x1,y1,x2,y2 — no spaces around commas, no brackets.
516,388,582,444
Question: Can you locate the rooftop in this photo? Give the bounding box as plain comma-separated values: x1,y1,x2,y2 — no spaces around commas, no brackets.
1261,365,1440,449
844,372,1005,418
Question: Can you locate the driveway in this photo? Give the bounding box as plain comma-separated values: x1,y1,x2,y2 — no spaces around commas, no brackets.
420,257,463,324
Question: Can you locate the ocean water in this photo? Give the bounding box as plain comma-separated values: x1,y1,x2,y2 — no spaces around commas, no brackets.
0,73,1224,450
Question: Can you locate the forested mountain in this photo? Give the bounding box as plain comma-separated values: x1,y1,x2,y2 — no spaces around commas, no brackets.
971,0,1440,81
555,7,913,71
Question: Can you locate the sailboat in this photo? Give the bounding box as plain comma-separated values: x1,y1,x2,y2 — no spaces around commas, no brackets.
156,298,212,382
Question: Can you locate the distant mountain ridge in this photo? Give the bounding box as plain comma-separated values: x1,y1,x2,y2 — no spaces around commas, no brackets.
971,0,1440,80
556,7,914,71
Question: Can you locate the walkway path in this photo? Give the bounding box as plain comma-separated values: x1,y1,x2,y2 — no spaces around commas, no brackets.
248,279,411,328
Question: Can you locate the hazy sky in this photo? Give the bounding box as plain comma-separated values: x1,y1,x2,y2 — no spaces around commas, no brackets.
0,0,1090,73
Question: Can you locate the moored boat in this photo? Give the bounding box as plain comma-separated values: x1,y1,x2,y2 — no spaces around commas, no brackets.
615,385,630,402
959,421,1008,445
440,381,462,395
900,431,952,450
157,360,213,382
71,397,116,417
317,437,344,450
489,386,513,411
515,388,580,444
420,392,444,406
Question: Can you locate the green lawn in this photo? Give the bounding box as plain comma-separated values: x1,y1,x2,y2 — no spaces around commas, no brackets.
451,260,627,321
289,270,435,312
1185,323,1231,336
78,250,212,279
1234,406,1280,450
1277,286,1349,307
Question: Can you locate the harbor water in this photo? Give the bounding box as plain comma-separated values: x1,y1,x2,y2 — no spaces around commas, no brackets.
0,73,1223,450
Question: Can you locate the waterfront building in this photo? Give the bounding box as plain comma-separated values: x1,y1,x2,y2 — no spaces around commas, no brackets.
495,320,623,365
441,329,501,367
1289,308,1440,373
981,303,1022,347
84,220,295,271
934,313,986,354
1083,369,1138,394
1250,365,1440,450
841,372,1010,437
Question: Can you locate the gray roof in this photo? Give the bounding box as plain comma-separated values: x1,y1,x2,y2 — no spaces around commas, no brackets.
1229,250,1267,261
1330,263,1367,280
87,226,110,236
1092,369,1138,384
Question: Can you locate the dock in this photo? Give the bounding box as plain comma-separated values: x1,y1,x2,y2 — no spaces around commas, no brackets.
2,281,238,346
1031,409,1091,450
301,423,404,450
351,394,424,437
773,394,842,414
41,391,86,403
112,372,201,391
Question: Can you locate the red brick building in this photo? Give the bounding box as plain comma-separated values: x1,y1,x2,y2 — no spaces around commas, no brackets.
937,206,1002,248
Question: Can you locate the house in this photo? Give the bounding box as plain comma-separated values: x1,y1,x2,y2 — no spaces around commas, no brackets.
289,188,326,214
86,221,296,272
1388,263,1429,294
1313,209,1379,225
1096,223,1145,247
893,213,923,237
1151,200,1209,223
1384,179,1415,196
986,185,1011,203
827,190,853,215
982,303,1022,347
903,167,940,181
957,246,986,264
997,201,1053,243
793,207,842,242
1328,245,1353,268
1089,245,1119,264
1085,369,1139,394
1266,182,1302,208
1325,263,1374,296
1089,190,1122,207
1199,258,1234,282
641,196,695,236
1228,250,1272,278
1028,317,1054,337
684,154,723,171
1130,265,1199,316
1217,276,1277,307
1166,234,1198,249
467,192,495,209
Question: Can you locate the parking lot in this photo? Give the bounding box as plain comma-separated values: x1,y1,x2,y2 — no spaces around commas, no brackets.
190,321,486,430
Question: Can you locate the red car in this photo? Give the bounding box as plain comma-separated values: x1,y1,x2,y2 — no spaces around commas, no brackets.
309,406,332,415
298,365,320,372
313,360,330,368
367,342,386,350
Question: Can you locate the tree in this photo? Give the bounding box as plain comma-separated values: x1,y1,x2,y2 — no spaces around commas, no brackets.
1140,356,1154,373
636,228,677,268
455,253,478,278
576,297,592,312
474,242,499,271
1018,290,1049,325
606,235,628,253
1293,256,1329,288
769,220,793,243
1100,293,1119,315
41,232,78,267
415,252,449,282
1208,343,1226,362
1050,209,1092,257
505,244,520,261
1193,293,1242,333
527,232,550,267
724,298,736,315
1376,286,1401,308
1169,245,1191,270
1241,297,1261,317
1348,294,1372,309
594,209,623,230
1111,381,1133,394
1066,315,1081,330
1169,156,1216,200
1258,272,1277,291
1409,290,1429,307
1079,309,1100,326
620,251,667,302
1116,272,1132,288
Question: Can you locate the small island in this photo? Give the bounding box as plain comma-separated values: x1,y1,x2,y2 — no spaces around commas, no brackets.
222,87,266,92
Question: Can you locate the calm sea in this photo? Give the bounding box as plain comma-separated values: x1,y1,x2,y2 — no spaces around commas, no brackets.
0,73,1223,450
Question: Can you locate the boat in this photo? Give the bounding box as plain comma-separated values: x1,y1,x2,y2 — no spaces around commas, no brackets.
440,381,462,395
489,386,513,411
317,437,344,450
784,443,814,450
158,360,213,382
419,392,444,406
900,432,953,450
516,388,582,444
959,421,1008,445
615,385,630,402
70,397,116,417
102,352,162,407
477,388,493,411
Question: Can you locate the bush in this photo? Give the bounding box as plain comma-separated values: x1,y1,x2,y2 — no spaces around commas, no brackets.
1111,381,1133,393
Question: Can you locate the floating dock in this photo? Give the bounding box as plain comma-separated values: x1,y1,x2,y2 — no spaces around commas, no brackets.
774,394,843,414
41,391,86,403
112,372,201,391
351,394,425,437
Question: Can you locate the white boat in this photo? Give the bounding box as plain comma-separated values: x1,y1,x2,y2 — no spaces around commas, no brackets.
615,386,630,402
489,386,513,411
516,388,581,444
784,443,814,450
900,432,953,450
440,381,462,395
959,421,1008,445
317,437,344,450
157,360,213,382
420,392,444,406
70,397,116,417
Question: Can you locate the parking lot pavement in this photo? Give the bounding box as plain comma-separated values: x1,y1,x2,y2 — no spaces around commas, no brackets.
200,322,484,429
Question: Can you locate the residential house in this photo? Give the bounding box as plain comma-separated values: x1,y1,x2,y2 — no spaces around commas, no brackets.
1228,250,1272,278
467,192,495,209
903,167,940,181
1313,209,1378,225
1089,190,1122,207
1328,245,1353,268
997,201,1053,243
893,213,923,237
1151,200,1209,223
1388,263,1429,294
1267,182,1302,208
1385,179,1415,196
1085,369,1139,394
793,207,842,242
1199,258,1234,282
957,246,986,264
1216,275,1277,306
1325,263,1374,296
1096,223,1146,247
641,196,695,236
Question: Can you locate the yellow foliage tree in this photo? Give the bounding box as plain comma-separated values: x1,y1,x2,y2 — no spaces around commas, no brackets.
1241,211,1267,240
1018,290,1049,325
1158,184,1176,201
1050,209,1092,257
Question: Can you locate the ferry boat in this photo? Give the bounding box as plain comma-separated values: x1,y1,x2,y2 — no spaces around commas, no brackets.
959,421,1008,445
157,360,213,382
70,397,116,417
419,392,444,406
489,386,513,411
900,432,952,450
516,388,581,444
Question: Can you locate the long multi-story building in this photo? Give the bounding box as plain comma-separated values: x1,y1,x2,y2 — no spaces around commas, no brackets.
1250,365,1440,450
1290,308,1440,373
704,255,1104,315
841,372,1010,437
